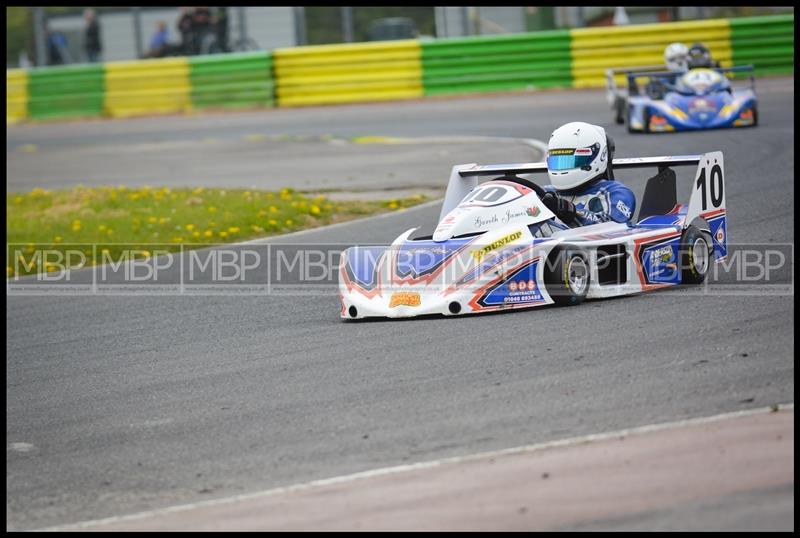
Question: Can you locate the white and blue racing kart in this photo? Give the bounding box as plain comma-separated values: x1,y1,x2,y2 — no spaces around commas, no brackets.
339,153,728,319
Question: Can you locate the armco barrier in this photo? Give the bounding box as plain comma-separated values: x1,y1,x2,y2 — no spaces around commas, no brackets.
6,69,28,124
422,30,572,95
190,51,274,109
571,18,733,88
104,57,191,118
273,40,422,107
731,14,794,75
27,64,104,120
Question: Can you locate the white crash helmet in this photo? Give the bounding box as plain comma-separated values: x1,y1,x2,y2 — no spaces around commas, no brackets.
546,122,612,191
664,42,689,71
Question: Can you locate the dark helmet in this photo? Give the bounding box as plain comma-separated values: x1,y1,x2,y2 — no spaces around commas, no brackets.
687,43,713,69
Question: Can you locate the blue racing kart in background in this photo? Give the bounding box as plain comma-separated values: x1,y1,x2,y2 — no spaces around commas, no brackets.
606,65,758,133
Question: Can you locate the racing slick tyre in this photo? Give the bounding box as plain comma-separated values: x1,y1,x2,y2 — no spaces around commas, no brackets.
614,96,625,124
751,103,759,127
641,108,651,134
680,225,713,285
545,247,590,306
626,106,640,134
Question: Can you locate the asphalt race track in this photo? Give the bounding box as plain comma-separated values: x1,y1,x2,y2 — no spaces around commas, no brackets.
6,77,794,530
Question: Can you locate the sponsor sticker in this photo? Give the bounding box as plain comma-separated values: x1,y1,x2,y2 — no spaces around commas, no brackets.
716,226,725,243
471,230,523,261
526,206,541,218
548,148,574,156
518,280,527,291
616,199,632,219
508,281,518,292
389,291,421,308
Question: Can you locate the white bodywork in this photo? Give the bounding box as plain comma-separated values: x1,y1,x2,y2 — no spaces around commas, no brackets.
339,153,727,319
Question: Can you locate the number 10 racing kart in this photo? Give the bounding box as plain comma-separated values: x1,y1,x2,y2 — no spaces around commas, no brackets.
338,153,728,319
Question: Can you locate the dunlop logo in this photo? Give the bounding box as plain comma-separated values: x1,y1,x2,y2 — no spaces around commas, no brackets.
471,231,523,261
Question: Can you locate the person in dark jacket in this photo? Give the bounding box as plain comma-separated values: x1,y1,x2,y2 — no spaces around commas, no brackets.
84,9,102,62
177,7,195,55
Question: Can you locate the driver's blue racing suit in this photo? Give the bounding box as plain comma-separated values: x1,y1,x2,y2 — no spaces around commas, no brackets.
544,179,636,226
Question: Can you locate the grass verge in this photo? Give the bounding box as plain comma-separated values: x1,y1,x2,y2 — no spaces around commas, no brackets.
7,185,428,278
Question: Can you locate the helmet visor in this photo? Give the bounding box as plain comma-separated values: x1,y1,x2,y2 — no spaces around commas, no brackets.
547,145,599,171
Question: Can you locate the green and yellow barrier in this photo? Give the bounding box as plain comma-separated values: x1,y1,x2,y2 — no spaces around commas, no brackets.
6,69,28,124
27,64,104,120
273,40,422,107
190,51,274,110
731,14,794,75
4,14,793,122
104,57,191,118
571,18,733,88
421,29,573,95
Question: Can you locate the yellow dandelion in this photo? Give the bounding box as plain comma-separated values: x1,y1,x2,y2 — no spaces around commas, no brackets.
193,231,200,238
207,206,218,213
269,206,278,213
285,219,293,226
257,210,267,218
72,220,82,231
147,216,157,224
159,217,168,224
98,224,107,232
14,196,23,204
219,231,228,238
310,205,321,215
185,224,195,231
204,230,213,238
388,201,399,210
228,227,240,234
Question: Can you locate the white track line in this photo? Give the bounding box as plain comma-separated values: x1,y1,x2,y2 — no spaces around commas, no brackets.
40,402,793,531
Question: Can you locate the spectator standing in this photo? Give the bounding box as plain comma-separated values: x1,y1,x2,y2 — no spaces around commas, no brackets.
146,21,172,58
192,6,212,54
177,7,195,55
214,7,229,52
84,9,102,62
46,25,70,65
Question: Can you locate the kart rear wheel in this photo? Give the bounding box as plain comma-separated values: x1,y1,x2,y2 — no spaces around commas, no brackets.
751,103,759,127
680,225,713,285
545,247,590,306
641,108,651,133
614,96,625,124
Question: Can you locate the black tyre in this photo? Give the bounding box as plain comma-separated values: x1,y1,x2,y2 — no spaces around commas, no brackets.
626,105,638,134
641,108,651,133
751,103,758,127
614,96,625,124
680,225,713,284
545,246,590,306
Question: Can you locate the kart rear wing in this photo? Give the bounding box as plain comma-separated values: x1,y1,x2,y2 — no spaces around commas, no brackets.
442,153,726,243
623,65,755,96
605,65,665,106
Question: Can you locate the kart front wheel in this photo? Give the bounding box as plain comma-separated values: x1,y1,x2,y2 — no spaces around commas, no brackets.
545,247,590,306
680,225,713,285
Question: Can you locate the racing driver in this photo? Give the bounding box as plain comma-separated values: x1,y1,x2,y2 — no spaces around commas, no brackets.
540,121,636,227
